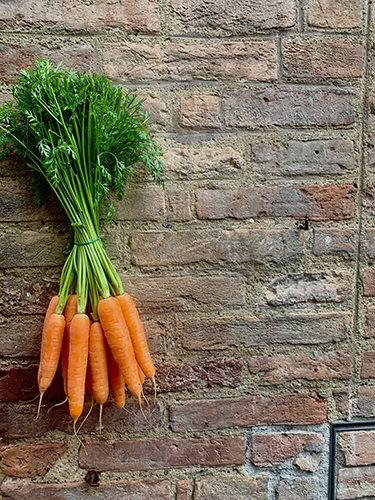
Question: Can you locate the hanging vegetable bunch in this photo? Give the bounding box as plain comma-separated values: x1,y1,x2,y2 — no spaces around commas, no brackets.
0,59,163,429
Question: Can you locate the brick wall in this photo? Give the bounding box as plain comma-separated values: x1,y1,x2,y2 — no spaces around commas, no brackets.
0,0,373,498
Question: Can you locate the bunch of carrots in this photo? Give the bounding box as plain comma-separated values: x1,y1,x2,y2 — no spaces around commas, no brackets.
0,60,163,429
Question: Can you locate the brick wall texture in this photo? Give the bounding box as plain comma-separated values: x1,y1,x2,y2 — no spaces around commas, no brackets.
0,0,374,499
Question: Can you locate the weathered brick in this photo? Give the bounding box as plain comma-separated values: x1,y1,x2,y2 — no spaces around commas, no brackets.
251,433,324,466
0,278,59,316
355,386,375,418
78,437,245,471
0,364,63,402
194,475,269,500
251,139,358,176
278,477,320,500
338,431,375,466
0,0,160,33
114,185,165,221
131,229,305,267
248,351,351,385
0,180,60,222
0,44,93,84
307,0,362,29
195,185,357,221
368,132,375,169
103,40,277,83
283,39,363,78
0,317,43,357
293,453,322,472
0,153,24,178
137,93,167,126
181,95,220,128
337,466,375,499
362,268,375,296
313,228,357,259
177,480,190,500
120,273,245,311
1,443,66,477
166,189,192,222
182,312,351,350
1,479,170,500
222,88,356,128
333,388,350,416
164,145,244,177
0,232,67,269
170,0,296,33
143,358,243,394
265,271,353,306
170,392,327,432
0,400,162,438
365,228,375,258
360,351,375,378
364,307,375,338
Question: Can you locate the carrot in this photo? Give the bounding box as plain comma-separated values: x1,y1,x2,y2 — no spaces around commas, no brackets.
61,294,77,395
116,293,155,382
97,296,142,401
67,313,90,423
138,364,146,385
37,295,59,386
89,321,109,405
108,349,126,409
37,312,65,417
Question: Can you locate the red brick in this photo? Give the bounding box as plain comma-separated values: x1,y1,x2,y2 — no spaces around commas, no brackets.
364,307,375,338
293,454,322,472
1,479,170,500
164,145,244,177
0,44,92,83
102,40,277,83
194,475,269,500
251,139,357,176
0,232,67,269
176,480,190,500
278,477,320,500
195,184,356,221
169,392,327,432
307,0,362,29
0,400,162,438
248,351,351,385
365,228,375,258
181,95,220,128
170,0,296,33
266,271,353,306
362,269,375,296
166,189,192,222
338,431,375,466
78,436,245,471
333,388,350,416
143,358,243,394
251,433,324,466
1,443,66,477
360,351,375,378
313,228,357,259
0,0,160,33
0,278,59,316
114,185,165,221
182,312,351,350
355,386,375,418
337,466,375,499
121,273,245,311
222,88,356,128
130,229,305,267
283,38,363,78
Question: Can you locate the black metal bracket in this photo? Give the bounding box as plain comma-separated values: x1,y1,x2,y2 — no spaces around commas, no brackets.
328,421,375,500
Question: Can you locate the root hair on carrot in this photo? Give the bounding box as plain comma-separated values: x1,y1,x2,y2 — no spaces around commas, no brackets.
47,396,68,413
